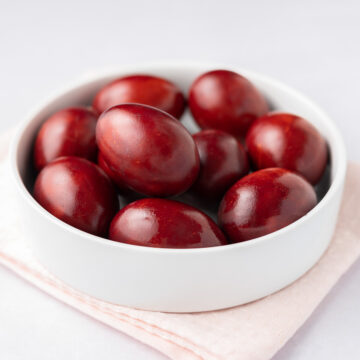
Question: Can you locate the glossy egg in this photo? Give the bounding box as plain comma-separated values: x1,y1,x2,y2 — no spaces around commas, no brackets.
96,104,200,197
33,156,119,236
109,198,227,248
92,74,186,118
218,168,317,243
246,112,328,184
189,70,269,138
191,129,249,199
34,107,98,171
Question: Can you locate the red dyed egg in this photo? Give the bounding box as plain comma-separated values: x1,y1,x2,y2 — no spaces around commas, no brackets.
92,74,186,118
189,70,268,138
33,156,119,236
246,112,328,184
191,129,249,199
109,198,227,248
96,104,200,197
218,168,317,243
34,107,98,171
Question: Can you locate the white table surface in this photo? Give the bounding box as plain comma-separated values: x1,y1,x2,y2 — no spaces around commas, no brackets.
1,0,359,359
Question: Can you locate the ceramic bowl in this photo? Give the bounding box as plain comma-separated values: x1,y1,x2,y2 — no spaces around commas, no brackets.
10,63,347,312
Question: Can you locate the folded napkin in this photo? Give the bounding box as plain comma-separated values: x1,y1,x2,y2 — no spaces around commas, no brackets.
1,131,360,360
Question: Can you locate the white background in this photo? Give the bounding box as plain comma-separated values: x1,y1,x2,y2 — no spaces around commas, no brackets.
1,0,360,359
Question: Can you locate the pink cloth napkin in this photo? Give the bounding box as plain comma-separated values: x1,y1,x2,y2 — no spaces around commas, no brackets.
1,131,360,360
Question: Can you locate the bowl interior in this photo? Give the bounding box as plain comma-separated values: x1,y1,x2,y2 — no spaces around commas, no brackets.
13,63,344,235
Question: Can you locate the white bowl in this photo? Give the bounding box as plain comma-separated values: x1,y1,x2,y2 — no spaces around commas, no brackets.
10,63,347,313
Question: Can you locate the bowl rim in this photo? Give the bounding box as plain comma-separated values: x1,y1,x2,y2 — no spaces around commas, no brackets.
9,61,347,255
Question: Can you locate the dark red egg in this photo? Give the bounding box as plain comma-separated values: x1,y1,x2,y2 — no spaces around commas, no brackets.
109,198,227,248
246,112,328,184
96,104,200,197
92,74,186,118
34,107,98,171
189,70,268,138
191,129,249,199
218,168,317,243
33,156,119,236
